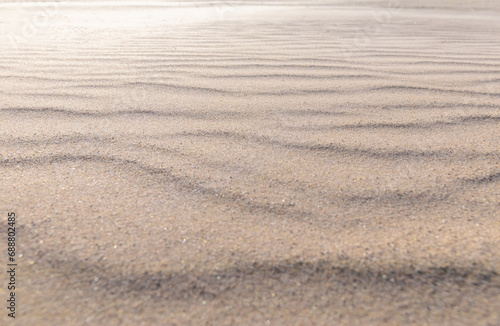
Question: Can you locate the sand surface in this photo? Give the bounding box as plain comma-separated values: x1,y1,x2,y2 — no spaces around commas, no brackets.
0,1,499,325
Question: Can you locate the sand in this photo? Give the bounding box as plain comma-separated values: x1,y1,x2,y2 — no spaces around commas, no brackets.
0,0,499,325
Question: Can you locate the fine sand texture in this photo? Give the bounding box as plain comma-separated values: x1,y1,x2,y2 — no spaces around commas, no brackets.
0,1,499,325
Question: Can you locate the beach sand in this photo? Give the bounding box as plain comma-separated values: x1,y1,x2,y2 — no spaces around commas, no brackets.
0,1,499,324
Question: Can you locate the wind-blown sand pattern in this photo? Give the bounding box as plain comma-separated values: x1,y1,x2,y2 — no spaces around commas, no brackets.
0,0,499,325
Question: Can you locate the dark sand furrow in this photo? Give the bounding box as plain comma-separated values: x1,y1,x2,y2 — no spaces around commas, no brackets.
1,91,97,99
472,78,500,84
0,152,483,225
285,115,500,131
119,63,373,71
2,103,498,120
2,135,275,202
35,255,499,302
0,154,316,219
4,138,496,211
373,60,500,67
0,134,119,147
0,75,134,83
0,107,245,119
354,53,500,62
463,172,500,185
54,53,496,63
200,73,380,79
173,131,500,161
65,82,237,94
371,85,500,97
376,103,500,110
51,84,500,97
8,64,500,78
331,171,500,207
281,109,351,116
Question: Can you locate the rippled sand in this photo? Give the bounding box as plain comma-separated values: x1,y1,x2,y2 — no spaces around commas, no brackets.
1,1,499,325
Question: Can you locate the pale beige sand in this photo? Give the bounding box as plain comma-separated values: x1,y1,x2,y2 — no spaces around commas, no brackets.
0,1,499,325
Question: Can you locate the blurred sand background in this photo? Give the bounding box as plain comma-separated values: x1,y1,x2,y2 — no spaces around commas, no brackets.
0,0,499,324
